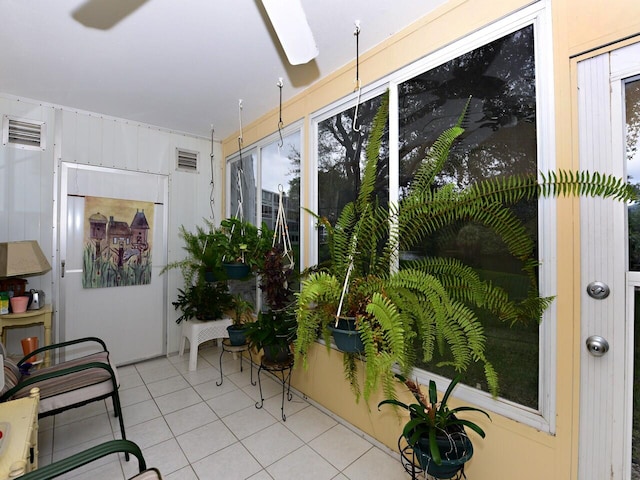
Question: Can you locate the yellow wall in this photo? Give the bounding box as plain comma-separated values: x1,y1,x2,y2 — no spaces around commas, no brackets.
224,1,640,478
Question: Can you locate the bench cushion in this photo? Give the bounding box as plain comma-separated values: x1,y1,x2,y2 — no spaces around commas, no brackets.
8,351,119,414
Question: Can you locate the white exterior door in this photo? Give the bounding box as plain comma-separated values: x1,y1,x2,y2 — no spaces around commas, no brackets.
59,163,168,364
579,42,640,480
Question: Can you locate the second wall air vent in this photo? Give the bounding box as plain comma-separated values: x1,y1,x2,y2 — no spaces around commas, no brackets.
176,148,198,172
2,116,46,151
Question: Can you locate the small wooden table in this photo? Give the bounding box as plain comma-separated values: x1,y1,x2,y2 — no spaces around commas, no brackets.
0,305,52,367
0,388,40,479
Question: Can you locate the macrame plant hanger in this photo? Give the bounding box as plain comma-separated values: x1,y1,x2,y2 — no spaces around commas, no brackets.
272,78,295,270
273,184,295,270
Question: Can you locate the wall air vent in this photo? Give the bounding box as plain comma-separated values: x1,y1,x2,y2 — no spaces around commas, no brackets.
176,148,198,172
2,116,46,151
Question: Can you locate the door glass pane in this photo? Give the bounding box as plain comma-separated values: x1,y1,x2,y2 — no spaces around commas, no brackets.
626,78,640,479
634,288,640,480
398,25,539,407
626,78,640,271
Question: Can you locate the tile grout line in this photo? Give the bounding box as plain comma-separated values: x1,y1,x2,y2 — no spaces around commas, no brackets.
42,345,406,479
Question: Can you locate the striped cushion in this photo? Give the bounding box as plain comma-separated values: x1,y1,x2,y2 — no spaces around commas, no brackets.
130,468,162,480
10,351,113,401
1,357,19,397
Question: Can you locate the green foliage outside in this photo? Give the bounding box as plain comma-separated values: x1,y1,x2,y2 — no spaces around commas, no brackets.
423,268,538,407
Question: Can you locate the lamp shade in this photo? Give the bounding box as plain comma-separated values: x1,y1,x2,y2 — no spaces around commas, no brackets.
0,241,52,278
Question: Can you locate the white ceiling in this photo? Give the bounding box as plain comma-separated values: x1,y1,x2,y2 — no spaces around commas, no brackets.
0,0,444,140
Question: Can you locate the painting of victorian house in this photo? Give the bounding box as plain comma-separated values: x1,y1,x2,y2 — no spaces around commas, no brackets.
83,196,154,288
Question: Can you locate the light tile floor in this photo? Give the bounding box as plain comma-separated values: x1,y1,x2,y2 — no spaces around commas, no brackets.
37,342,410,479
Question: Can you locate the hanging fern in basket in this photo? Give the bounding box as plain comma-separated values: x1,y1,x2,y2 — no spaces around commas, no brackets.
294,91,636,403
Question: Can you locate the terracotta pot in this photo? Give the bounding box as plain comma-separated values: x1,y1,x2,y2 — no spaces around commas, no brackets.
21,336,39,363
10,295,29,313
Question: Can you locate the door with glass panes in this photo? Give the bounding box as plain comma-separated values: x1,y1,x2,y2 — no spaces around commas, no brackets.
578,42,640,480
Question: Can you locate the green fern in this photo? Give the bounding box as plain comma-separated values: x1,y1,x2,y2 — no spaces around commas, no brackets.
294,271,341,367
295,89,636,404
343,353,361,400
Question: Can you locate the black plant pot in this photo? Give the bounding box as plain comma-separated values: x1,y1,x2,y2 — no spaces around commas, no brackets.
223,262,251,280
204,270,217,282
227,324,248,346
409,430,473,479
328,316,364,353
263,340,290,363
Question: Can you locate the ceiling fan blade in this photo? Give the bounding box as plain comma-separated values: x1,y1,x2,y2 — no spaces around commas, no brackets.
72,0,149,30
260,0,318,65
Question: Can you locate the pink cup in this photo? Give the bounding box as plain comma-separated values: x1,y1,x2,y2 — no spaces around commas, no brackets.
10,295,29,313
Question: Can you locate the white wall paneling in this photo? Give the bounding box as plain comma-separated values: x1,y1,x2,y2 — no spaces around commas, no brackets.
0,93,223,361
0,97,56,355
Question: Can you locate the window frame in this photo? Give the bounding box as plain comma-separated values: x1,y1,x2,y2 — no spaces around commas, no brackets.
308,2,556,432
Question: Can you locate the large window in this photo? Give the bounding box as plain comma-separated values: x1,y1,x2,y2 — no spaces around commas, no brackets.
226,128,302,302
309,14,552,420
398,25,539,408
227,131,300,241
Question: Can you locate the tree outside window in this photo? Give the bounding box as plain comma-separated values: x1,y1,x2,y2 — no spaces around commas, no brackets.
397,25,539,408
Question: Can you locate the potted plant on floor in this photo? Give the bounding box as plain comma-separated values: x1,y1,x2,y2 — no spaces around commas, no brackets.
294,91,635,403
378,374,490,479
226,294,255,346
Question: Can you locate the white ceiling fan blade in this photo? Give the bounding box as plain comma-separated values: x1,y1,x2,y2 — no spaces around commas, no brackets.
73,0,149,30
261,0,319,65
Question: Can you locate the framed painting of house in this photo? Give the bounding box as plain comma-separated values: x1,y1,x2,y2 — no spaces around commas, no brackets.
82,195,154,288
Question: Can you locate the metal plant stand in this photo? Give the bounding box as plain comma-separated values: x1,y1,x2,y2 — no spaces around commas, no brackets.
398,436,467,480
217,339,254,387
255,354,294,421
